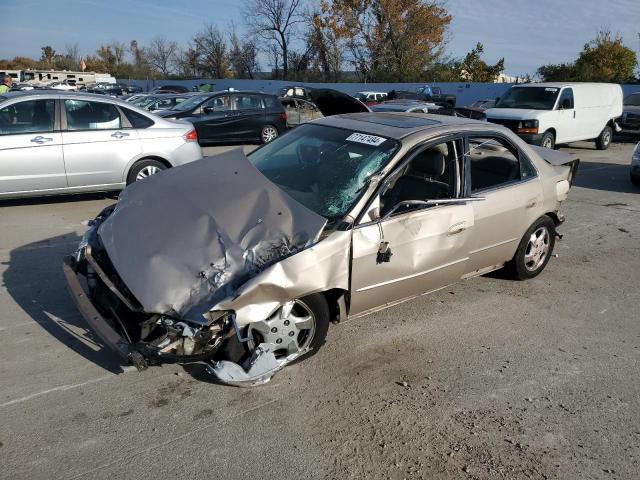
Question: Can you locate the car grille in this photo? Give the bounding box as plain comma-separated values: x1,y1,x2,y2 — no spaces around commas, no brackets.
487,118,519,132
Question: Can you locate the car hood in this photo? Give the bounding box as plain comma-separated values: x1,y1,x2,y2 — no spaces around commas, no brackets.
97,149,327,322
485,108,542,119
306,88,370,116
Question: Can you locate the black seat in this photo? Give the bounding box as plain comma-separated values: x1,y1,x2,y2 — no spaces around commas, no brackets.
384,148,451,210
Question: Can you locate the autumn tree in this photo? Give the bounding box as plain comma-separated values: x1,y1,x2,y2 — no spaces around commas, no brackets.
317,0,451,82
244,0,306,79
229,32,259,79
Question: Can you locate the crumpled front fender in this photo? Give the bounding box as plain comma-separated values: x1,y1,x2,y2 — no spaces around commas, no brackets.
212,230,352,327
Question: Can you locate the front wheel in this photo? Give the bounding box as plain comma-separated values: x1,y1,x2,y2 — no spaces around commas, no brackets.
540,131,555,149
261,125,279,144
508,216,556,280
595,125,612,150
246,293,330,364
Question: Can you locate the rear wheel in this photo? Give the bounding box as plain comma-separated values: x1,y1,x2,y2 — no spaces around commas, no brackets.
261,125,279,144
595,125,612,150
540,131,555,149
508,216,556,280
126,159,167,185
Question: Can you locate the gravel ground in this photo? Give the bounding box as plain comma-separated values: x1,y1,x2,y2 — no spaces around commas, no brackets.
0,140,638,480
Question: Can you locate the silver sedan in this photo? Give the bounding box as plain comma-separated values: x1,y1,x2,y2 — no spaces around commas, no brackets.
0,91,203,199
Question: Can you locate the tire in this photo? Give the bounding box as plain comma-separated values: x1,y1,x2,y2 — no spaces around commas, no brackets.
631,173,640,187
261,124,279,144
243,293,330,365
508,216,556,280
126,159,167,185
595,125,613,150
540,131,555,149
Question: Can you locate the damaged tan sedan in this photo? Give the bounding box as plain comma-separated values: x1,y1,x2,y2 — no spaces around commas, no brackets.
64,113,579,386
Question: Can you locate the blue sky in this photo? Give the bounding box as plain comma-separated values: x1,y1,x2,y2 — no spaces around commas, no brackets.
1,0,639,75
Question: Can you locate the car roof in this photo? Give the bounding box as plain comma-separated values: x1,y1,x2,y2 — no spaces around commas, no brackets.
314,112,480,140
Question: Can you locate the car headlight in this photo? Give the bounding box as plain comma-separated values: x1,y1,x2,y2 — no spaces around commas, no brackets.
517,119,539,134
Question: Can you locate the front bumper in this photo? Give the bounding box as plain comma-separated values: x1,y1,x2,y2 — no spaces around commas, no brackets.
517,132,544,146
63,255,148,370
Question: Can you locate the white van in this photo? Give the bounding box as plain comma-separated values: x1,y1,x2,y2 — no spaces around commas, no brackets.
485,83,623,150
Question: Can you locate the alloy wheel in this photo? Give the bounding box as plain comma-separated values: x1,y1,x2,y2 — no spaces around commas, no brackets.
262,126,278,143
524,226,550,272
136,165,161,181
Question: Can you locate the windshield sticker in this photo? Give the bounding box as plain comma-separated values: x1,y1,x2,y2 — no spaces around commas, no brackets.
545,88,558,92
346,133,386,146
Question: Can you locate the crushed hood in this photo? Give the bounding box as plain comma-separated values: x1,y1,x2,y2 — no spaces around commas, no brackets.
97,149,327,322
306,88,370,116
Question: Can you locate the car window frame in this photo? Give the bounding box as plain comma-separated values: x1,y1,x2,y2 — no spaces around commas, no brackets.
462,131,539,196
0,96,61,137
231,93,265,111
60,98,132,132
354,133,465,228
556,87,574,110
119,105,155,129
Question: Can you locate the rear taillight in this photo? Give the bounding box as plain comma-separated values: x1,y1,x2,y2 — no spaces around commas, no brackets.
278,112,287,121
183,129,198,142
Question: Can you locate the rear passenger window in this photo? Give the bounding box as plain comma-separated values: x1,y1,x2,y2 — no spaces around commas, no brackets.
65,100,121,130
0,99,55,135
468,137,521,192
233,94,264,110
263,96,278,109
122,108,154,129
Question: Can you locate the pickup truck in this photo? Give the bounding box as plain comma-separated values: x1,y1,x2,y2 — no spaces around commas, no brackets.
416,85,456,107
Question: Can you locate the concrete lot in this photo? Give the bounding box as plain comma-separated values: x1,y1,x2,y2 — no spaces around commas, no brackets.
1,140,639,479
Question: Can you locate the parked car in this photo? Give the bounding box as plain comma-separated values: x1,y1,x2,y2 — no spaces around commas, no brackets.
0,91,202,199
280,87,369,127
631,142,640,186
280,97,323,127
455,99,496,119
370,99,436,113
64,112,578,386
618,92,640,138
485,82,623,150
355,91,388,106
151,85,190,94
133,94,192,112
156,91,287,144
48,79,77,91
415,85,457,107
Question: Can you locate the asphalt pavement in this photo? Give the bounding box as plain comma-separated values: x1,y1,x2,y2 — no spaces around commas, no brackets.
0,140,639,479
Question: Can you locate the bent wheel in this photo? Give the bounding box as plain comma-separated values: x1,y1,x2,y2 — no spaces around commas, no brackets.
247,294,329,363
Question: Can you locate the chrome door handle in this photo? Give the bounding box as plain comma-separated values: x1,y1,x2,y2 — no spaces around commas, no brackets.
525,198,538,208
30,136,53,144
111,131,130,139
447,221,467,235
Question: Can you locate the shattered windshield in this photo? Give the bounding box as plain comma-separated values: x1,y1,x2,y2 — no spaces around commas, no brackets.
494,87,560,110
249,124,399,223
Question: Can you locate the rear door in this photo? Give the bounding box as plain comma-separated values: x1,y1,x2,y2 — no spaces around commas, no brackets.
231,93,267,140
0,97,67,195
463,134,542,275
61,99,141,188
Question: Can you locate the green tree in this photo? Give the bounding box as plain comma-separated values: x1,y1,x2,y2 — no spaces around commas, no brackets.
40,46,56,68
536,63,578,82
457,43,504,82
574,30,636,83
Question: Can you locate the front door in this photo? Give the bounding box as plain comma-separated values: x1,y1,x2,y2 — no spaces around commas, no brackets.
554,87,577,143
195,95,233,141
350,139,473,315
0,98,67,195
231,93,267,140
61,99,141,188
